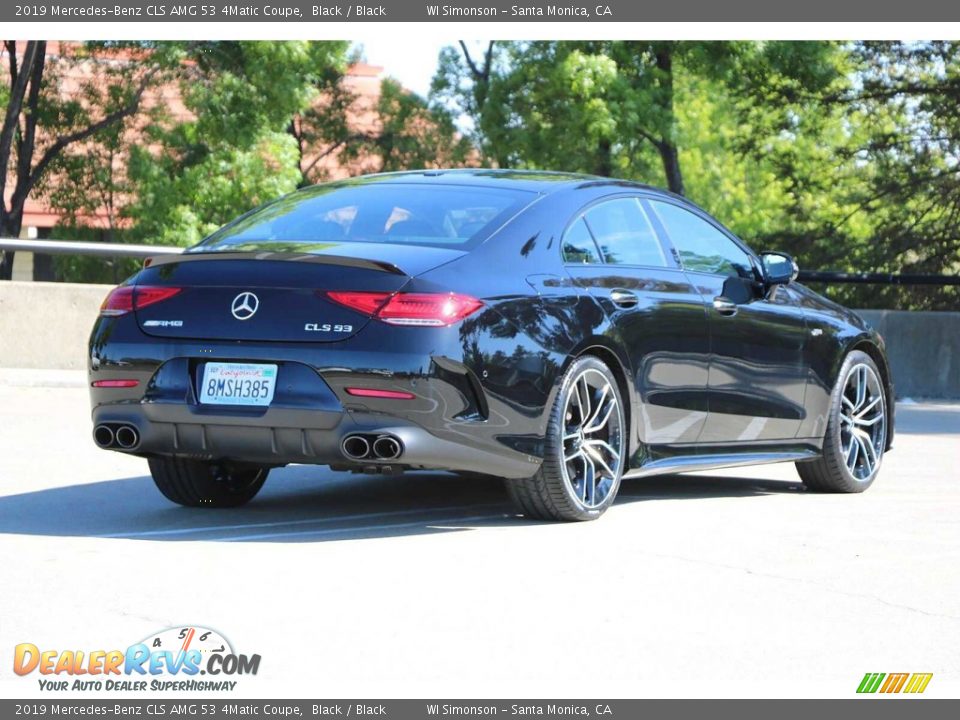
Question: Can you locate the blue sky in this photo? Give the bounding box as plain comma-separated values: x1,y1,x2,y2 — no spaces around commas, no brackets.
356,39,490,98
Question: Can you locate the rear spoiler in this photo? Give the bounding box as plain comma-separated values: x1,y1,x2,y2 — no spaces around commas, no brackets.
144,251,405,275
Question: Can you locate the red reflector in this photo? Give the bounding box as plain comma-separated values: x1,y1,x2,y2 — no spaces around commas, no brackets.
345,387,416,400
100,286,181,317
326,291,483,327
92,379,140,388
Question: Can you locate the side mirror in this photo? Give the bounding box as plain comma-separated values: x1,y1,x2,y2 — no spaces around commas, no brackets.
760,251,798,286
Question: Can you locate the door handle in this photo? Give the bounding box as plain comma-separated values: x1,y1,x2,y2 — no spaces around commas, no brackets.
610,289,639,308
712,296,738,316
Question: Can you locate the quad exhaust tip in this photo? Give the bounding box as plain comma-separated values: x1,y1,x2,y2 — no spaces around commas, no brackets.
115,425,140,449
372,435,402,461
93,424,114,449
341,433,404,462
341,435,371,460
93,423,140,451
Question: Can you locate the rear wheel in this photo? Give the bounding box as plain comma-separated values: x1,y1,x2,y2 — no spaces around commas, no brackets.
507,356,626,521
148,457,269,507
796,350,887,493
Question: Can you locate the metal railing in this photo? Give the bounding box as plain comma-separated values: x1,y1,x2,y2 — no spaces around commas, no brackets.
798,270,960,286
0,238,182,259
1,238,957,286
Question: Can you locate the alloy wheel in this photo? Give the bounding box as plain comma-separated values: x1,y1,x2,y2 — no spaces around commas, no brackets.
561,368,624,508
839,363,886,481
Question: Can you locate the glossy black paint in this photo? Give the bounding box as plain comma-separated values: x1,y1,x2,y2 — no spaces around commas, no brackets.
89,169,894,481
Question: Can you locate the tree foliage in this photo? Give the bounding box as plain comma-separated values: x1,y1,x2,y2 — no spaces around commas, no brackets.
5,40,960,309
0,41,179,278
123,41,349,246
431,40,959,309
2,40,467,280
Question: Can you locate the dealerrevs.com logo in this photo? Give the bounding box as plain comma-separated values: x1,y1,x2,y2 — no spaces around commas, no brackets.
13,626,260,693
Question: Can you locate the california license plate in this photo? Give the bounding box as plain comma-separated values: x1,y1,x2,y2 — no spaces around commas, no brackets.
199,362,277,406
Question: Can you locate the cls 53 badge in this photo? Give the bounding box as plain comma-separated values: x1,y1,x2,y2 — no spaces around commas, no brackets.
305,323,353,333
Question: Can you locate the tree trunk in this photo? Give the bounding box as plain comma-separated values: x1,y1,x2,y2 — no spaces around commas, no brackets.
0,252,14,280
0,41,42,281
1,42,153,280
658,141,685,196
0,215,21,280
595,137,613,177
654,46,685,196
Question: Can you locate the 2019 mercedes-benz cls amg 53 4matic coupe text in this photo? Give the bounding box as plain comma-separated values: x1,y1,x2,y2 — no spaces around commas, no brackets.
89,170,894,521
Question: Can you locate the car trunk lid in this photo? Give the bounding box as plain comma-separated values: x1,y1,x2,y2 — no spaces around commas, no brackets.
134,245,465,343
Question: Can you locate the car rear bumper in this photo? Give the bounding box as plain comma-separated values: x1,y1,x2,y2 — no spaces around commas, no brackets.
91,403,537,479
89,330,543,480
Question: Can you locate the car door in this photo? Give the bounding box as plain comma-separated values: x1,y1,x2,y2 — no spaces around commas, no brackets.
647,199,809,443
562,196,711,446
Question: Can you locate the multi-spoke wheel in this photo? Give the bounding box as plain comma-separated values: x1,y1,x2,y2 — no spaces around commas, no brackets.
507,355,626,521
797,350,888,493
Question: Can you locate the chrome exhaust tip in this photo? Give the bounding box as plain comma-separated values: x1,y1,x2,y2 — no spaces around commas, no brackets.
373,435,403,461
341,435,371,460
93,424,115,449
115,425,140,450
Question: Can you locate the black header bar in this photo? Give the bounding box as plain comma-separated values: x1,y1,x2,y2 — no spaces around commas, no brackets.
4,0,957,23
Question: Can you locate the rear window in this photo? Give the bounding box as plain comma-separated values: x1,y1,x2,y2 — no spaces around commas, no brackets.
191,182,535,253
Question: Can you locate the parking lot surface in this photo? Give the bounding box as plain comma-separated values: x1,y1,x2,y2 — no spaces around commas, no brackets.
1,379,957,698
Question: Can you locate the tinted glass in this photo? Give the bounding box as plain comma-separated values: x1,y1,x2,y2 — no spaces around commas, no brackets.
650,201,754,278
584,198,667,267
193,183,534,252
562,217,601,264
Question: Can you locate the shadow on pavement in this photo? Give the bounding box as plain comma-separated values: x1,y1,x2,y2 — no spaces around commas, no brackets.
0,465,803,543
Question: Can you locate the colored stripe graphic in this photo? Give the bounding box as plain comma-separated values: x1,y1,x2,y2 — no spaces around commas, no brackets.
857,673,885,693
858,672,933,694
880,673,910,693
904,673,933,694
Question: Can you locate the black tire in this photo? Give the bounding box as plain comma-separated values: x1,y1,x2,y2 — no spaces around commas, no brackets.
148,457,269,507
507,355,627,521
796,350,888,493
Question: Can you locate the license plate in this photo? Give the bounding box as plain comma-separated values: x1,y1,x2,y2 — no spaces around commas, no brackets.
199,362,277,406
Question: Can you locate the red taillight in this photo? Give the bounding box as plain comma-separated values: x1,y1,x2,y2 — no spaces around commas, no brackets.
326,291,483,327
100,287,134,316
326,291,392,317
100,286,181,317
345,387,416,400
91,379,140,388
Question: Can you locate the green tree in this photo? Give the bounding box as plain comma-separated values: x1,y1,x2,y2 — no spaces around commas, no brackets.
348,78,471,173
296,72,471,183
727,41,960,309
433,40,960,309
432,41,841,194
0,41,176,279
124,41,350,246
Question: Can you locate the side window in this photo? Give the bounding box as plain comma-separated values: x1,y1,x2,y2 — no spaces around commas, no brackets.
583,198,667,267
562,217,601,264
650,201,754,279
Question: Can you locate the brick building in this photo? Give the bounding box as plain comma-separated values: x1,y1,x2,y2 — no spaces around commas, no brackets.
3,42,401,280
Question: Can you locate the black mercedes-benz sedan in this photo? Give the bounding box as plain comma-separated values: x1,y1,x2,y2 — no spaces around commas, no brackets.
88,169,894,521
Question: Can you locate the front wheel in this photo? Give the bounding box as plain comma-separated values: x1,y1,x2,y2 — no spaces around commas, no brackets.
796,350,888,493
148,457,269,507
507,356,627,521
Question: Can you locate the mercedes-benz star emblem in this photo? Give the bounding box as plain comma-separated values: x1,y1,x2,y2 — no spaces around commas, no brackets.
231,292,259,320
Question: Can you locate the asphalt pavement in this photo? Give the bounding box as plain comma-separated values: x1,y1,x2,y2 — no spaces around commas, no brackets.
0,377,957,698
